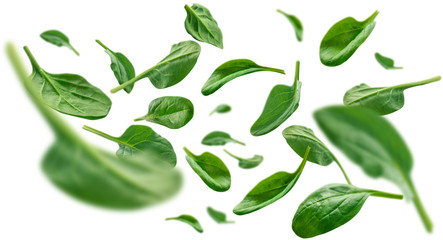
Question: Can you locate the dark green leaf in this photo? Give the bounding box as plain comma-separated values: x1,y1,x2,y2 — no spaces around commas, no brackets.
233,147,310,215
96,40,135,93
320,10,378,66
223,149,263,169
292,184,402,238
343,76,440,115
8,44,182,209
134,96,194,129
277,9,303,42
201,131,245,146
375,52,402,70
40,30,79,55
82,125,176,167
201,59,285,96
183,147,231,192
166,214,203,233
111,41,200,93
210,104,231,115
314,105,433,232
207,206,234,224
184,3,223,49
24,46,111,120
250,61,301,136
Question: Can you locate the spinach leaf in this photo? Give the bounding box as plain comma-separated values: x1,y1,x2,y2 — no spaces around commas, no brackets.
111,41,201,93
314,105,433,232
233,146,310,215
201,131,245,146
320,10,378,66
375,52,402,70
96,40,135,93
292,184,403,238
282,125,352,184
223,149,263,169
166,214,203,233
250,61,301,136
210,104,231,115
207,206,235,224
40,30,79,55
201,59,285,96
183,147,231,192
184,3,223,49
343,76,440,115
277,9,303,42
82,125,176,167
134,96,194,129
24,46,111,120
7,43,182,209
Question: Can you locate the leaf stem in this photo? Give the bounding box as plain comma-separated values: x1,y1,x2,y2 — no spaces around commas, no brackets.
364,10,379,25
262,66,285,75
69,44,80,56
95,39,110,51
82,125,116,142
111,66,153,93
294,60,300,85
333,159,352,185
292,146,311,175
395,76,441,90
406,179,433,232
223,149,239,160
370,190,403,200
232,138,246,146
23,46,41,70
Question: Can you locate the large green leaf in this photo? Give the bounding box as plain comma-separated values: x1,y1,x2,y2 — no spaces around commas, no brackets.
166,214,203,233
40,29,79,55
184,3,223,49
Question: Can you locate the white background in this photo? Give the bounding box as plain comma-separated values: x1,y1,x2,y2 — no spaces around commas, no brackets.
1,0,442,239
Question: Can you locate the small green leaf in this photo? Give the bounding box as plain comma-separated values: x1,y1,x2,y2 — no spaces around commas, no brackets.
250,61,301,136
292,184,403,238
134,96,194,129
201,59,285,96
207,206,235,224
183,147,231,192
233,147,310,215
210,104,231,115
223,149,263,169
184,3,223,49
374,52,402,69
201,131,245,146
24,46,111,120
40,30,79,55
166,214,203,233
343,76,440,115
96,40,135,93
277,9,303,42
82,125,176,167
320,10,378,66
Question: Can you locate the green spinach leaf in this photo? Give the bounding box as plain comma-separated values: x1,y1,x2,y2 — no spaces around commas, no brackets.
314,105,433,232
201,131,245,146
223,149,263,169
207,206,234,224
320,10,378,66
24,46,111,120
82,125,176,167
201,59,285,96
111,41,200,93
134,96,194,129
183,147,231,192
210,104,231,115
233,146,310,215
343,76,440,115
184,3,223,49
375,52,402,69
277,9,303,42
40,30,79,55
166,214,203,233
96,40,135,93
292,184,402,238
250,61,301,136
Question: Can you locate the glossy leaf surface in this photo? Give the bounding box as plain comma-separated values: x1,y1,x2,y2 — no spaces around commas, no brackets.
201,59,285,96
233,147,310,215
24,46,111,120
210,104,231,115
250,61,301,136
207,206,234,224
184,3,223,49
374,52,402,69
277,9,303,42
40,30,79,55
343,76,441,115
96,40,135,93
134,96,194,129
320,11,378,66
166,214,203,233
201,131,245,146
223,149,263,169
183,147,231,192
